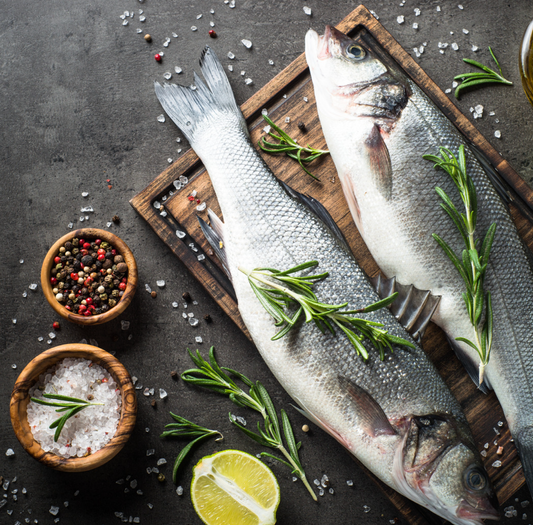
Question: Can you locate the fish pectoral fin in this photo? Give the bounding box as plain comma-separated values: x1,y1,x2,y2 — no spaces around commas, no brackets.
446,336,491,394
278,178,351,252
364,124,393,200
197,210,232,280
370,273,441,343
338,375,396,438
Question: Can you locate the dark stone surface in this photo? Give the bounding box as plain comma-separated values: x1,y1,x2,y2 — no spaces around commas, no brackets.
1,1,532,524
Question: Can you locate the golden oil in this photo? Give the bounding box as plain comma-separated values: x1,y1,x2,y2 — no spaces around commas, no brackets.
520,20,533,107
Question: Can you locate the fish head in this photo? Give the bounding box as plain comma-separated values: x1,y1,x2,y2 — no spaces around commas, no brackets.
397,415,499,525
305,26,409,123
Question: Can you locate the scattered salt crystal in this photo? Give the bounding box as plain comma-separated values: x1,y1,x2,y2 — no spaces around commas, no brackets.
494,130,501,138
413,23,418,29
438,42,448,49
176,486,184,496
189,318,199,327
489,111,496,116
159,389,168,399
143,388,150,396
130,480,138,489
196,14,202,19
81,191,89,198
452,81,459,88
157,115,165,123
268,59,274,65
228,65,234,72
172,301,179,308
472,45,479,52
122,20,129,26
29,283,38,291
195,336,203,344
329,488,334,494
480,450,487,457
229,0,235,8
49,332,56,339
303,97,308,102
145,283,152,293
145,427,150,432
156,280,166,288
176,230,186,239
292,476,298,482
116,479,125,485
49,506,60,516
147,503,154,509
191,26,198,31
196,202,207,212
146,467,152,474
228,51,235,59
414,8,420,15
182,312,188,319
321,474,330,488
210,8,215,14
11,364,17,369
121,321,130,331
136,28,142,33
5,449,14,457
38,336,44,342
241,39,252,49
463,28,469,34
74,490,80,496
436,5,441,11
346,480,354,486
458,4,464,9
146,449,155,456
137,490,143,495
12,319,16,325
47,339,52,344
318,488,325,496
452,43,459,51
522,501,530,508
244,78,253,85
445,88,452,93
492,460,502,468
139,15,146,22
314,479,320,486
285,117,291,123
370,10,379,19
164,72,172,80
152,467,159,474
172,32,178,38
188,312,195,317
363,505,371,513
263,125,271,134
303,6,312,15
397,15,405,24
157,458,167,466
22,291,27,298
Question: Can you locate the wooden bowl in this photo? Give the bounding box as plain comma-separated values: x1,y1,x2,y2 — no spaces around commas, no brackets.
41,228,138,326
10,343,137,472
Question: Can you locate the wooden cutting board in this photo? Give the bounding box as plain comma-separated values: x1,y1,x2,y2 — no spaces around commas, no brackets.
131,5,533,523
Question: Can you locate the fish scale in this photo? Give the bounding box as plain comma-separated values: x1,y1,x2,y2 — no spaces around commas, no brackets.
155,45,497,524
306,25,533,498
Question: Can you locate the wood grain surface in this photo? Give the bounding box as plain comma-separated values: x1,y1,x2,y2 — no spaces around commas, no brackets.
131,5,532,523
10,344,137,472
40,228,138,326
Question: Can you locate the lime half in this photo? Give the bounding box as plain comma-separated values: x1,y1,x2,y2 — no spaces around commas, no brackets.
191,449,280,525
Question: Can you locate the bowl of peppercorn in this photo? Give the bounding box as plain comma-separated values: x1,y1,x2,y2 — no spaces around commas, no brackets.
41,228,138,325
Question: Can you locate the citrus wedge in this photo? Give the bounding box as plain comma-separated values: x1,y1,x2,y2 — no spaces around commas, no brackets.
191,449,280,525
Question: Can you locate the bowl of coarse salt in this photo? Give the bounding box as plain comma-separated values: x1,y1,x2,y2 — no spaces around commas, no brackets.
10,343,137,472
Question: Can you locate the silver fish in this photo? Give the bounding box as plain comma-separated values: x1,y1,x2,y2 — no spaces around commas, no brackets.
155,47,497,524
306,25,533,494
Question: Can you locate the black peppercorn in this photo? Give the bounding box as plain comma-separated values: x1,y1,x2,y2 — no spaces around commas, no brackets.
112,215,120,224
182,291,192,302
297,121,307,132
204,314,212,323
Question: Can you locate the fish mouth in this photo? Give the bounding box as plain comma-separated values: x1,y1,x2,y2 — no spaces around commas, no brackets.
311,25,348,61
456,498,500,522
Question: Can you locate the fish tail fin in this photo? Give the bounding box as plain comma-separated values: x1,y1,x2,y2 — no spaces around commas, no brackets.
154,46,246,145
514,427,533,497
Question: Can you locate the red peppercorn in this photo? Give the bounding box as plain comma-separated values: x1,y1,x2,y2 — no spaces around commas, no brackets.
188,196,195,201
98,254,105,262
50,277,58,285
65,305,71,311
209,29,217,38
97,248,105,255
54,256,61,264
102,378,108,383
79,239,85,245
122,277,127,283
53,321,60,330
86,297,93,305
196,199,201,204
83,242,91,249
89,305,96,311
119,282,127,291
84,277,93,286
78,305,87,313
155,53,162,62
95,239,102,245
71,273,79,281
83,310,92,317
81,249,88,256
111,249,117,256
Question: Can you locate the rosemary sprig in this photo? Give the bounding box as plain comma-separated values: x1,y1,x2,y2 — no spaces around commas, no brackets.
258,115,329,180
182,347,317,501
30,393,104,442
160,413,223,483
238,261,415,360
454,47,513,99
423,145,496,384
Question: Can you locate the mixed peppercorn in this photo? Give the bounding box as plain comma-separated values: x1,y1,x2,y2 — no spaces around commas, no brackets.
50,237,128,316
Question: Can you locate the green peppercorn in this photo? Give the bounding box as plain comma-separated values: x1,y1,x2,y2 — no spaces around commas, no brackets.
111,289,119,298
157,473,165,482
108,299,117,307
72,238,79,247
72,248,79,255
101,242,110,250
100,293,108,301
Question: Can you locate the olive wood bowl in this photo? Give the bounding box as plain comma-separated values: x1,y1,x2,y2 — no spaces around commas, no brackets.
10,343,137,472
41,228,138,326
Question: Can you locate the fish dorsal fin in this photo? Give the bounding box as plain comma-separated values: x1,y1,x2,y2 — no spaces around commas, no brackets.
278,178,350,252
337,375,396,437
197,211,231,280
370,273,441,343
364,124,393,200
445,336,491,394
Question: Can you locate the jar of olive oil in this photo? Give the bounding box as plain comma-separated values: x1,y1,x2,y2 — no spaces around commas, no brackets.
520,20,533,106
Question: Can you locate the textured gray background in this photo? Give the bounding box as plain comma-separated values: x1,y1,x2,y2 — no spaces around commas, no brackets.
1,0,533,524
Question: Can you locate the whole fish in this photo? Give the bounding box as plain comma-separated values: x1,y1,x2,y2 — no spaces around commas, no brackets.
155,47,497,524
306,25,533,494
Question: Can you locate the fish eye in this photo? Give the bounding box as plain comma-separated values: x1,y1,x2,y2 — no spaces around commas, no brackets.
346,44,365,60
464,467,487,492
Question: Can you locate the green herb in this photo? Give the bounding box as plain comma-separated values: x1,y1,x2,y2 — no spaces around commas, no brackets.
258,115,329,180
454,47,513,99
423,145,496,384
182,347,317,501
30,393,104,442
239,261,415,360
160,413,223,483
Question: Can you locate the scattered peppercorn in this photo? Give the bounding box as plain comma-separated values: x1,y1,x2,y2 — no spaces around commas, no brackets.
154,53,162,62
151,291,157,298
112,215,120,224
157,473,165,482
52,321,60,330
87,394,94,401
297,121,307,132
144,34,152,42
151,399,157,407
302,424,309,433
208,29,217,38
203,314,212,323
182,291,192,302
170,370,178,379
